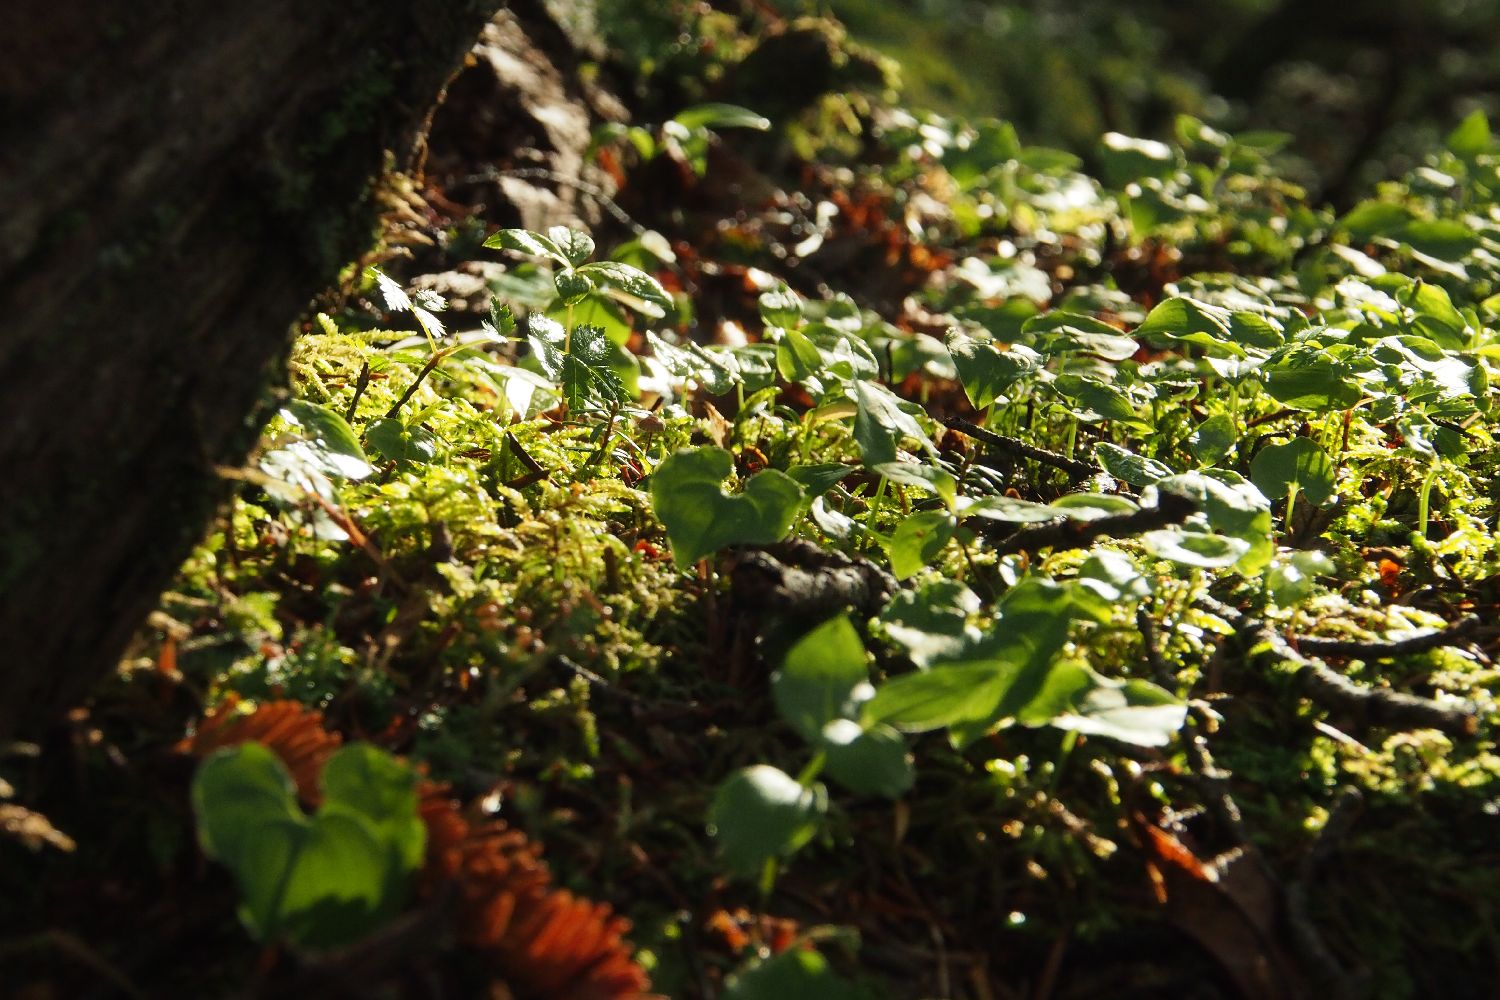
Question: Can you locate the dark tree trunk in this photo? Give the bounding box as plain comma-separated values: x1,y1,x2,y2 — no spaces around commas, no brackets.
0,1,502,739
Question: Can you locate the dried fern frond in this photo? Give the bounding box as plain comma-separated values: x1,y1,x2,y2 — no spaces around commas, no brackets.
494,888,656,1000
182,697,341,806
185,701,656,999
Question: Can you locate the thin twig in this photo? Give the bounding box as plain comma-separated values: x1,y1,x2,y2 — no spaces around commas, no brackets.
1293,615,1480,659
344,362,371,422
941,417,1103,480
986,490,1197,556
0,930,148,1000
555,654,644,704
1198,596,1478,738
385,351,446,419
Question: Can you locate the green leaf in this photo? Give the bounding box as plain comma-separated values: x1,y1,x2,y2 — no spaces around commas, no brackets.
650,447,804,567
879,580,983,668
648,331,741,394
554,268,595,305
527,314,567,381
484,228,570,268
193,742,302,872
1078,550,1150,602
1099,132,1175,186
1447,108,1492,157
1140,529,1250,568
759,284,805,327
864,662,1016,733
885,510,957,580
820,720,913,798
961,495,1059,523
282,401,372,480
1262,349,1363,411
1189,414,1236,466
1094,443,1170,486
772,616,871,742
810,496,856,539
559,324,628,412
671,103,772,132
1250,437,1336,506
1401,219,1480,264
238,811,389,949
724,947,877,1000
1021,661,1186,747
1053,374,1139,423
576,260,672,307
850,380,931,465
191,743,421,950
1024,311,1139,360
1396,280,1469,350
1338,201,1412,245
946,331,1040,408
547,227,595,266
1048,493,1139,519
1267,550,1336,607
1157,471,1273,572
709,766,826,877
486,298,517,339
786,464,851,498
776,326,825,383
364,417,438,467
1134,297,1240,355
321,744,425,876
871,461,958,510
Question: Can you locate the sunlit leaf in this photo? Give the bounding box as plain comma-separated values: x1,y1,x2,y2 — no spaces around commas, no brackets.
650,447,803,567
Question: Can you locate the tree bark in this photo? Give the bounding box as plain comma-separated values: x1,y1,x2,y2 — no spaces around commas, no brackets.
0,1,502,739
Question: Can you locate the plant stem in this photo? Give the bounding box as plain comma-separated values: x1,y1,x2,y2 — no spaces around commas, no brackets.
1417,468,1438,537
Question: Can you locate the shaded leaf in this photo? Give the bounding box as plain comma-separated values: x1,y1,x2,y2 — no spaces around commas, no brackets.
772,616,871,743
709,766,826,877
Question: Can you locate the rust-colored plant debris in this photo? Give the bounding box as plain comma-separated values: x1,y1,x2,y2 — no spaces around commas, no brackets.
184,697,342,806
186,700,656,999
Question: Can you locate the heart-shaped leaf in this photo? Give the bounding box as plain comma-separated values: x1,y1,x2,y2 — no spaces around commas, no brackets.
1250,437,1336,505
192,743,423,950
947,331,1041,408
651,447,804,567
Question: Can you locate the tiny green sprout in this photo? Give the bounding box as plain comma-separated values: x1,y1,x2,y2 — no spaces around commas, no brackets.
485,226,672,412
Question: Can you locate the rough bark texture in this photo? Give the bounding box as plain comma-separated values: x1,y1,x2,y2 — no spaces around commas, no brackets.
0,1,503,739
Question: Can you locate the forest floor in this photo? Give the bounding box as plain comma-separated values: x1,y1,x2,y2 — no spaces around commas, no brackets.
5,4,1500,999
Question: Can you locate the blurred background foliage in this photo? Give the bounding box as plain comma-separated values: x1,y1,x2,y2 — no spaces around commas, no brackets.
738,0,1500,207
